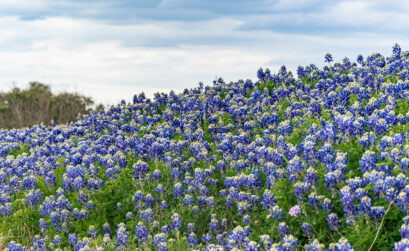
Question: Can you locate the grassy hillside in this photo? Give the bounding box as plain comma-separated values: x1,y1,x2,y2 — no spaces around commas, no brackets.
1,44,409,250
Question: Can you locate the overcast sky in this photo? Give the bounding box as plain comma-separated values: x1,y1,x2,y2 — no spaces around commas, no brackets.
0,0,408,105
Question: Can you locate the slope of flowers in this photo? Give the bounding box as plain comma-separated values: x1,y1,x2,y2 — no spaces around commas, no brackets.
2,44,409,250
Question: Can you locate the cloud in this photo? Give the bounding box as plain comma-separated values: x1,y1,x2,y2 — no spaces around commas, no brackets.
0,0,407,106
0,43,271,105
240,0,409,36
0,17,273,104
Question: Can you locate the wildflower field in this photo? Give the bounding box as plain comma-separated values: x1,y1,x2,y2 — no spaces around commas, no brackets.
3,44,409,250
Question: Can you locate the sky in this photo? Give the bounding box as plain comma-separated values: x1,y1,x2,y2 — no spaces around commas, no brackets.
0,0,409,105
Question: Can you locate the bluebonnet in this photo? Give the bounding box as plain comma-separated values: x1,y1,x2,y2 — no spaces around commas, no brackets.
278,222,290,237
305,239,325,250
88,225,98,237
328,237,353,251
103,223,111,235
2,44,409,249
116,223,130,247
325,53,334,64
302,223,313,238
187,232,198,247
135,221,149,244
328,213,340,232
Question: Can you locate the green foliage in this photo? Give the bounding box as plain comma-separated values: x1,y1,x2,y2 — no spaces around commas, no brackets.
257,80,276,94
7,142,30,157
3,67,409,250
0,82,104,129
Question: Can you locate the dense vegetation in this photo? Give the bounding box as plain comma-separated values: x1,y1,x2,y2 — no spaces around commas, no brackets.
0,82,104,129
2,44,409,250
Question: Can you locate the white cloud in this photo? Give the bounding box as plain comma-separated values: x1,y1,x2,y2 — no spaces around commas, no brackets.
0,0,50,9
0,16,271,105
0,8,407,106
0,41,271,105
0,16,272,104
268,0,332,11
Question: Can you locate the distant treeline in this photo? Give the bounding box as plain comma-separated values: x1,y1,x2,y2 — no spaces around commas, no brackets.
0,82,104,129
